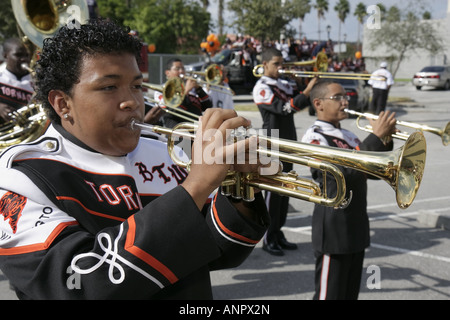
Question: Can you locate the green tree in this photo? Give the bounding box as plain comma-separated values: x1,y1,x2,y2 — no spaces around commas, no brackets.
334,0,350,55
97,0,134,25
227,0,294,42
98,0,211,54
354,2,367,52
0,2,17,43
313,0,328,41
385,5,400,22
218,0,225,36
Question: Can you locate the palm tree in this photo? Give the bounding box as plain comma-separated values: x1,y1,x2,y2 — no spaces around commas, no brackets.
334,0,350,56
201,0,209,10
292,0,312,39
218,0,224,36
354,2,367,52
314,0,328,41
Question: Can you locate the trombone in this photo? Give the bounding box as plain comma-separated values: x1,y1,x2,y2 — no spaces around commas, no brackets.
143,78,199,123
253,51,329,77
279,70,386,81
182,64,234,96
345,109,450,146
253,51,386,81
130,119,427,209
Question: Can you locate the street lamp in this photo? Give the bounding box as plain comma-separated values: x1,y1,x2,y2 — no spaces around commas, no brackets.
327,25,331,40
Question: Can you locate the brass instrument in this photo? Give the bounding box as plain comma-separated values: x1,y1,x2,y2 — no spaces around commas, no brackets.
130,120,427,209
12,0,89,66
182,64,234,96
252,52,329,77
345,109,450,146
253,51,385,81
0,1,88,153
279,69,385,81
0,104,50,150
143,78,199,122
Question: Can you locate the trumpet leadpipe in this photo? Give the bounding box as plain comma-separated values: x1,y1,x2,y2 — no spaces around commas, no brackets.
345,109,450,146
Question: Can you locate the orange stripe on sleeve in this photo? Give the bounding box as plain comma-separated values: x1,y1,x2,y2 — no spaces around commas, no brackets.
212,193,259,245
125,215,178,284
0,221,79,256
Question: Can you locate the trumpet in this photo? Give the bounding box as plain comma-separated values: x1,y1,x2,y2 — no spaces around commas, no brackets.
183,64,234,96
130,119,349,208
130,119,427,209
345,109,450,146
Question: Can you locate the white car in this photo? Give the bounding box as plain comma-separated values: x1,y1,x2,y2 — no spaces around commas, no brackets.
412,66,450,90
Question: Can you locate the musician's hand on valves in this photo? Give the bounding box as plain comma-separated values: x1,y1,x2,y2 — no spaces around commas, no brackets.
184,78,199,94
181,108,260,211
0,103,15,122
369,110,398,143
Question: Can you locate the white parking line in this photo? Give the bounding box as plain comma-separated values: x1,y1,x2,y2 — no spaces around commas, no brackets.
370,243,450,263
283,208,450,264
367,196,450,210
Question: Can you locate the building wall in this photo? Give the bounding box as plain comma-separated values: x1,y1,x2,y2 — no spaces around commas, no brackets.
362,9,450,79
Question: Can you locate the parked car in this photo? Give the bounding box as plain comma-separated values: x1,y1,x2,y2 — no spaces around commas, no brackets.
308,78,371,116
184,48,258,94
412,66,450,90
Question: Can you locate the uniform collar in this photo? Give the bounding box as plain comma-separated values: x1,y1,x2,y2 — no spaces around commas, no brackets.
315,119,341,129
53,122,100,154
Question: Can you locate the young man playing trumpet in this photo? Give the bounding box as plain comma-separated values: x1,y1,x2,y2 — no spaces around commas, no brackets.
0,19,269,300
302,80,397,299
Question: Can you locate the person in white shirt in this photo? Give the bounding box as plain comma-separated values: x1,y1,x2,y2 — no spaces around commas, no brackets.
0,38,34,122
368,61,394,115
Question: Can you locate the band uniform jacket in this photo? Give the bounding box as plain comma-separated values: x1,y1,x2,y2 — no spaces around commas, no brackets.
0,124,268,299
154,86,212,128
253,76,310,141
253,76,310,172
301,120,393,254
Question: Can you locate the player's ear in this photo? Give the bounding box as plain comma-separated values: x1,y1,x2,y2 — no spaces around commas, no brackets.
48,90,71,121
313,98,324,113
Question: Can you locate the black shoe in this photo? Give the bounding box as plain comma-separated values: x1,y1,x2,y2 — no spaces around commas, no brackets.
262,241,284,256
278,238,298,250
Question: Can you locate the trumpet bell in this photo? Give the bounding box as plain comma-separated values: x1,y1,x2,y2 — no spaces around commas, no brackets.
259,131,426,209
396,132,427,208
442,122,450,146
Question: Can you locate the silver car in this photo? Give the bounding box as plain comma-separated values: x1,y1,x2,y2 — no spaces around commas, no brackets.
412,66,450,90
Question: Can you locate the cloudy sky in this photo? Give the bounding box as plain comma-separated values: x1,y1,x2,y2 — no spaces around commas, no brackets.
208,0,448,42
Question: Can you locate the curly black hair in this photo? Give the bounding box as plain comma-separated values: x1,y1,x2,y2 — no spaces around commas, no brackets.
35,19,143,124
